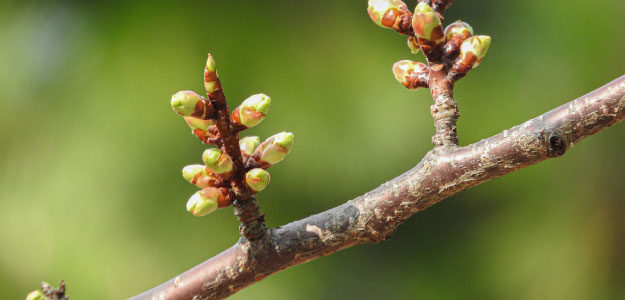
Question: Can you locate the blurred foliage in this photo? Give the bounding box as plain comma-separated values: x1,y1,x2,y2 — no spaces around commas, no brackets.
1,0,624,299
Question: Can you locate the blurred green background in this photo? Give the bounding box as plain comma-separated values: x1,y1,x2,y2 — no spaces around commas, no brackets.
1,0,624,299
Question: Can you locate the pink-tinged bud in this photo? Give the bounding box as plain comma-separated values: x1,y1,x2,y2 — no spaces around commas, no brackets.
182,164,219,188
240,136,261,156
202,148,233,174
245,168,270,192
407,36,420,54
444,21,473,41
253,132,294,165
367,0,412,34
186,188,219,216
392,60,429,89
449,35,491,81
171,91,215,119
412,2,444,43
231,94,271,128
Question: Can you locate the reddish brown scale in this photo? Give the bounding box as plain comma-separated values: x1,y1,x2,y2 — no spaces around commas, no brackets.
380,7,413,35
217,188,235,208
417,37,443,61
443,32,471,62
191,98,215,119
448,52,477,81
403,71,430,89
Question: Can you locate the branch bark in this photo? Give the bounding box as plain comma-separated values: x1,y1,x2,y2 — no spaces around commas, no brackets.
130,75,625,300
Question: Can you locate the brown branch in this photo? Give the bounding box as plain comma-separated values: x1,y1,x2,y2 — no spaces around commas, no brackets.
130,75,625,300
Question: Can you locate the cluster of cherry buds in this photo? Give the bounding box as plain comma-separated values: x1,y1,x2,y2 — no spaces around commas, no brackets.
368,0,491,86
171,54,294,217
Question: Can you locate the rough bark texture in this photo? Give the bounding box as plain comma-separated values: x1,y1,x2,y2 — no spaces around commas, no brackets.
130,75,625,300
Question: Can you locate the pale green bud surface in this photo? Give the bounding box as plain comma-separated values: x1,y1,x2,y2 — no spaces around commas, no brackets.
182,164,206,183
184,117,213,131
171,91,202,117
460,35,491,67
239,94,271,128
245,168,270,192
412,2,443,42
240,136,261,156
186,189,219,217
26,290,47,300
202,148,233,174
260,132,294,165
444,21,474,41
367,0,408,28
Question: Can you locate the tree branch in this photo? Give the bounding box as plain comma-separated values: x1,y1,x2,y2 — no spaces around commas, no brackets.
130,75,625,300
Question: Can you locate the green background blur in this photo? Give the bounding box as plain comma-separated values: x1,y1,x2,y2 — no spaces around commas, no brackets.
1,0,624,299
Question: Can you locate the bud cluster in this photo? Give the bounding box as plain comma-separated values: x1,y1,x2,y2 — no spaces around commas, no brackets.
368,1,491,88
171,54,295,217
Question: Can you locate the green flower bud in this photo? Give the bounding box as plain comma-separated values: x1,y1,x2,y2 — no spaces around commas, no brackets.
367,0,411,33
26,290,48,300
184,117,213,131
392,60,429,89
256,132,294,165
240,136,261,156
171,91,202,117
171,91,214,119
444,21,473,41
202,148,233,174
411,2,444,43
186,188,219,217
459,35,491,68
407,36,420,54
231,94,271,128
245,168,270,192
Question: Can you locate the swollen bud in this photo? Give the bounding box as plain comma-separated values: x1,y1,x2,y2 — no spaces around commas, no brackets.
202,148,233,174
231,94,271,128
407,36,420,54
255,132,294,165
444,21,473,41
182,164,218,188
26,290,47,300
184,117,213,131
449,35,491,81
240,136,261,156
171,91,214,119
459,35,491,68
186,188,219,216
367,0,412,34
245,168,270,192
412,2,444,43
392,60,429,89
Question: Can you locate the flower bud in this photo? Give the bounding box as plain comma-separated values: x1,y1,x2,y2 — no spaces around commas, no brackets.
204,54,222,96
231,94,271,128
240,136,261,156
202,148,233,174
458,35,491,68
449,35,491,81
407,36,420,54
444,21,473,41
245,168,270,192
392,60,429,89
182,164,218,188
171,91,214,119
367,0,412,34
254,132,294,165
412,2,444,43
26,290,47,300
184,117,213,131
186,188,219,216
